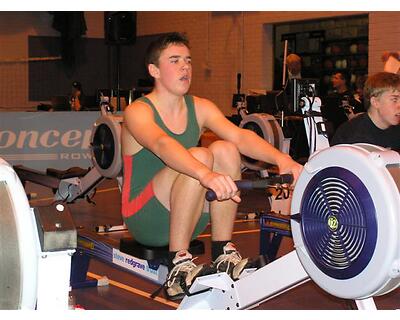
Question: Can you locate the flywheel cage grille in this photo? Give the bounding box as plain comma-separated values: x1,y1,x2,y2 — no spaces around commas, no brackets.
300,167,377,279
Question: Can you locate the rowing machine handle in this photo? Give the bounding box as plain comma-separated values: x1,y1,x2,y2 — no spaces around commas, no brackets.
205,174,293,202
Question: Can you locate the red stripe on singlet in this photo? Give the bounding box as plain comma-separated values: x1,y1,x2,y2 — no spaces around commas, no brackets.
122,155,155,218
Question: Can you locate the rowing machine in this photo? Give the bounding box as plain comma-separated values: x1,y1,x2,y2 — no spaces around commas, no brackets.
0,158,76,310
13,111,123,204
239,113,290,173
179,144,400,310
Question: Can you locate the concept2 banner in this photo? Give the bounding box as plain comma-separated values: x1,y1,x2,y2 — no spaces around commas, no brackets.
0,112,100,171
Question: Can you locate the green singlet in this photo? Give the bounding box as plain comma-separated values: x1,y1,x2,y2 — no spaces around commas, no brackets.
121,95,210,247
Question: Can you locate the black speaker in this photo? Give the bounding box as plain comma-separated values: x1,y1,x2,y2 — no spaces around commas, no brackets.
105,12,136,45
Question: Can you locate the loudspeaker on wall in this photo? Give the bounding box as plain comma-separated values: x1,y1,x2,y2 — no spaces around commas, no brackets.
105,12,137,45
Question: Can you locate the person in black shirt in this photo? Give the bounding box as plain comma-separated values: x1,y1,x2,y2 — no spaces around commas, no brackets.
331,72,400,149
322,72,364,139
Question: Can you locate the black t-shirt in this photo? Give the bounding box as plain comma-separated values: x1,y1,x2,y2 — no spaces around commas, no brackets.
321,90,364,133
331,112,400,150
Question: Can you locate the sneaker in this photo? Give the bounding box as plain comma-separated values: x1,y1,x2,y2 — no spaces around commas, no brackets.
212,242,249,280
165,250,206,300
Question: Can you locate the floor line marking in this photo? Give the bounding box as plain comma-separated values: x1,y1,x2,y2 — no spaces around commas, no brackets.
86,271,179,309
96,187,120,193
198,228,260,238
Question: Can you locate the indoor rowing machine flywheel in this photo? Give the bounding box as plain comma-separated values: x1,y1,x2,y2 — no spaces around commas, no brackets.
239,113,286,171
291,144,400,300
91,115,123,178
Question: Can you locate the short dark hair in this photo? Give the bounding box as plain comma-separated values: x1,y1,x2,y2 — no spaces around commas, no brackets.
363,72,400,109
144,32,190,67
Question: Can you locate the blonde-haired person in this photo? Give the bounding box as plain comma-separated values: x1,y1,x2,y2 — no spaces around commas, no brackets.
331,71,400,149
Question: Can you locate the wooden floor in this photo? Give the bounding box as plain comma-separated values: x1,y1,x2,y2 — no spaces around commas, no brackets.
27,176,400,311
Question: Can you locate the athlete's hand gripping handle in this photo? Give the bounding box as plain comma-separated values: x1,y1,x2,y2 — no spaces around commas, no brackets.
205,174,293,202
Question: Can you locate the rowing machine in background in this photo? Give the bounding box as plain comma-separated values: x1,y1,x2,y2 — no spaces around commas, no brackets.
299,95,330,155
179,144,400,310
239,112,290,173
237,78,330,172
232,73,290,174
14,104,123,206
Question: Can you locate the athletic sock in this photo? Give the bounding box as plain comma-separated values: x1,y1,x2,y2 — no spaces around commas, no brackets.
211,240,231,261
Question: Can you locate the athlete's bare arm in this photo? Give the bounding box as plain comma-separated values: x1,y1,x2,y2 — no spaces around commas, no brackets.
123,99,239,201
193,96,303,182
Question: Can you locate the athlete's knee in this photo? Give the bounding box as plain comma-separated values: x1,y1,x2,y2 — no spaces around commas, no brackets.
208,140,241,167
188,146,214,168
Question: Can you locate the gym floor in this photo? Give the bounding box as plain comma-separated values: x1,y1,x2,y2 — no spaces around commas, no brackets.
27,175,400,311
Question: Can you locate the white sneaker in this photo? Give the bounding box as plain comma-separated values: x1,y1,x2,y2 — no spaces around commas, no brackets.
165,250,206,300
212,242,249,280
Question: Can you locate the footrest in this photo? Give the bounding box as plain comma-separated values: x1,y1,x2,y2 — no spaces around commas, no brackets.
119,238,205,261
260,214,291,236
259,213,292,260
47,167,89,179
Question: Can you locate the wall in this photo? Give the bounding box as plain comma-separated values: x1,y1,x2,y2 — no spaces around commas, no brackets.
1,11,399,114
0,12,103,111
369,12,400,73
